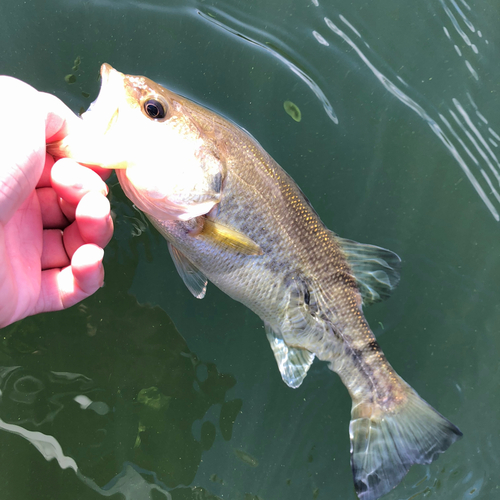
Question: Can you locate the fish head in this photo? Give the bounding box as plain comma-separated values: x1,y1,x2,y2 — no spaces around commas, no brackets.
49,63,225,221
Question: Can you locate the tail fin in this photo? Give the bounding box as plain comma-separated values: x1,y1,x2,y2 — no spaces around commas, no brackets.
349,389,462,500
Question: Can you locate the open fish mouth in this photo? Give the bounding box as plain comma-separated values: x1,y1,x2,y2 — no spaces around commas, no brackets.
79,64,123,150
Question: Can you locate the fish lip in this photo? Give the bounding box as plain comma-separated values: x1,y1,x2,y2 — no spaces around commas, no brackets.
98,63,118,99
65,62,126,169
100,63,113,80
83,63,121,122
100,63,117,88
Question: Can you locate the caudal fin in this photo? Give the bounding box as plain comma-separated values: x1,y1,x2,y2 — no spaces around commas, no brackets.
349,389,462,500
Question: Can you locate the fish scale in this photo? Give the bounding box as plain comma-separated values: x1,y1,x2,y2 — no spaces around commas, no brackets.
48,63,463,500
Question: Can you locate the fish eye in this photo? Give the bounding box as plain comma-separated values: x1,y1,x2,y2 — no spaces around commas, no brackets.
143,99,167,120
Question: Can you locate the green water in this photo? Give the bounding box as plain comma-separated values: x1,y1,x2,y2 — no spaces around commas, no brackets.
1,0,499,498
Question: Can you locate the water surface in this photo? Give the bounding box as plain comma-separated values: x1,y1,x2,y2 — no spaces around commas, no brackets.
1,0,499,498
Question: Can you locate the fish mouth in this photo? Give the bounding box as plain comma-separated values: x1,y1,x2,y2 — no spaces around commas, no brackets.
82,63,123,122
68,62,128,169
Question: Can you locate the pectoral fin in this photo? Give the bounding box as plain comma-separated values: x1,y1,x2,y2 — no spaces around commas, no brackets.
168,243,208,299
199,219,263,255
337,237,401,306
264,322,315,388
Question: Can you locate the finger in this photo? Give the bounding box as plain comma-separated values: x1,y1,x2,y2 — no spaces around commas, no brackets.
39,93,111,181
59,198,76,222
36,154,55,189
37,187,68,228
76,191,113,248
51,158,109,205
62,193,112,257
0,79,45,224
36,244,104,313
70,244,105,296
40,91,82,143
80,164,113,182
63,220,84,259
41,229,70,269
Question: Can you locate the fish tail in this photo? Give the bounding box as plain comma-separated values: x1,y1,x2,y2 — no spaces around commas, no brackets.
349,386,462,500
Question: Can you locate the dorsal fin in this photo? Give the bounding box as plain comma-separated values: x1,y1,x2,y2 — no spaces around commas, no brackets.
337,237,401,306
264,322,315,389
168,243,208,299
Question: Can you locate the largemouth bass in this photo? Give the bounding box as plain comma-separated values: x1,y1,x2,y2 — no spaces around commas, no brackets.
48,64,462,500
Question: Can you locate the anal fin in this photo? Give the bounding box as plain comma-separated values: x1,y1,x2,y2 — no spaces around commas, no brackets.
168,243,208,299
264,322,315,389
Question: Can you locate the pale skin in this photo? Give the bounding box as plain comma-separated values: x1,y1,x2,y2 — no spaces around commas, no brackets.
0,76,113,328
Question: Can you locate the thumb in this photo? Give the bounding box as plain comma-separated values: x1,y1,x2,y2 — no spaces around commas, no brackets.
0,76,45,225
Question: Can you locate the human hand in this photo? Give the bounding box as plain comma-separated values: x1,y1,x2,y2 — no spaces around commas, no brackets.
0,76,114,328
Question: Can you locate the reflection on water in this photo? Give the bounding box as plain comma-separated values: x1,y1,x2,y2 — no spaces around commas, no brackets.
0,195,240,500
234,448,259,468
0,416,172,499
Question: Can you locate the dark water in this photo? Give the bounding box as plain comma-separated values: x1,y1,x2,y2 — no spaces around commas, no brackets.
1,0,499,498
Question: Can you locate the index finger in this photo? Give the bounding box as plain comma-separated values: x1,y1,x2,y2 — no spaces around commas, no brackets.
39,91,81,143
51,158,109,206
39,92,112,182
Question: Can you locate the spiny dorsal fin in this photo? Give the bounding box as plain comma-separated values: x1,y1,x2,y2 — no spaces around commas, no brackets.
200,218,263,255
168,242,208,299
264,322,315,389
337,237,401,306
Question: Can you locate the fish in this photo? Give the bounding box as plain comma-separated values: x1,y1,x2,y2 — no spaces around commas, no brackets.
48,64,462,500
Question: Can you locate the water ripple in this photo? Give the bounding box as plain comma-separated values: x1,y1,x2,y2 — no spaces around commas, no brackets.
0,381,173,499
0,417,78,471
440,0,474,48
449,0,475,33
338,14,362,39
464,60,479,80
438,0,491,81
312,30,329,46
453,98,500,180
321,15,500,221
197,8,338,124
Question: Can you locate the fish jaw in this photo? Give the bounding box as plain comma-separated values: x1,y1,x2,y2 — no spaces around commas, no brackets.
116,168,219,221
